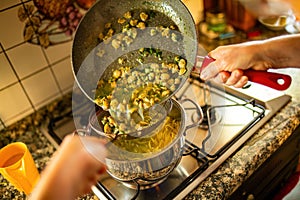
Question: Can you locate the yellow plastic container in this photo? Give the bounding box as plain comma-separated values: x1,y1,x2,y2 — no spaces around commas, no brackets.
0,142,40,195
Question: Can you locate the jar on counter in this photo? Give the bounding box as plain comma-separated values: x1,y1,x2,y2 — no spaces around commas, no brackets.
206,11,227,32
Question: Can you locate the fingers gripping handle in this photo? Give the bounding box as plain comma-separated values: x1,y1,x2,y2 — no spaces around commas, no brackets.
200,56,216,73
200,56,292,91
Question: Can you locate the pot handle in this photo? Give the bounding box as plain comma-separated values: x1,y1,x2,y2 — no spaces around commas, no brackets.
179,98,204,130
73,128,89,136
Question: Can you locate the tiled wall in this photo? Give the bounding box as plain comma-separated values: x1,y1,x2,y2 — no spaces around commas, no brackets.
0,0,75,127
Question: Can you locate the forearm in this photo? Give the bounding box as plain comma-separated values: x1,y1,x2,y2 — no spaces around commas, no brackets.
30,138,81,200
30,163,76,200
202,33,300,88
261,34,300,69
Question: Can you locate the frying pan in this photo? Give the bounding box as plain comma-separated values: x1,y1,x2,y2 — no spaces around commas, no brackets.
72,0,198,106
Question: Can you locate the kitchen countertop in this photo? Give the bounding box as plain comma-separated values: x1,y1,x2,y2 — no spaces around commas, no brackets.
1,27,300,200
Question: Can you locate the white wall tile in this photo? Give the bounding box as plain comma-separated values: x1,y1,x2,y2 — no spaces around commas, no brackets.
44,41,72,63
0,4,24,48
22,68,61,109
52,58,74,92
6,43,48,79
0,83,33,126
0,52,18,89
0,2,80,125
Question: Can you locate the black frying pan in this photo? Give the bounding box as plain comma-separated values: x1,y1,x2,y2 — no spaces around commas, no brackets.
71,0,198,104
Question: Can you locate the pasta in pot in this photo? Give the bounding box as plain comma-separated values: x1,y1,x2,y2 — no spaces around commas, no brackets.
111,116,180,153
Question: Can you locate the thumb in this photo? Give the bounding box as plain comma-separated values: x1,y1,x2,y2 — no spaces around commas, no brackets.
200,62,219,80
80,136,107,164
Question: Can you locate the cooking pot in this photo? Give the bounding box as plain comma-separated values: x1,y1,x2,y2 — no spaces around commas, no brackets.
77,98,203,189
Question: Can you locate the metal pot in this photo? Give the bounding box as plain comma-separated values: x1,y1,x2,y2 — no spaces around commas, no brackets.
79,98,203,189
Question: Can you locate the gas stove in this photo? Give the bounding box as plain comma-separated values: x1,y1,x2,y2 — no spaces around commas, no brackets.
41,76,291,200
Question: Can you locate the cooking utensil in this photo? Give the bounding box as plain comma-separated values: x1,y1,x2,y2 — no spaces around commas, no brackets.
198,55,292,91
83,98,203,188
74,98,203,188
72,0,198,106
72,0,198,138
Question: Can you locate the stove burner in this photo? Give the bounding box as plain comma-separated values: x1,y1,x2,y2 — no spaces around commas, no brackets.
122,177,168,190
195,105,217,129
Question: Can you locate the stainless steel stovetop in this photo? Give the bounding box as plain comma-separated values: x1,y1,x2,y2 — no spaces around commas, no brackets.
41,77,291,200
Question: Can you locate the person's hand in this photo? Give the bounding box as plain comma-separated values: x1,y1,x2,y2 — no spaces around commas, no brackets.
200,34,300,88
200,41,273,88
239,0,292,17
30,134,107,200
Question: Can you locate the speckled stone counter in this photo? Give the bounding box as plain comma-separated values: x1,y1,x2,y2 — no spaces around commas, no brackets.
1,91,299,200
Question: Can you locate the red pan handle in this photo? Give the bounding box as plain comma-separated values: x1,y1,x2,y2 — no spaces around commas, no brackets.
200,56,292,91
243,69,291,91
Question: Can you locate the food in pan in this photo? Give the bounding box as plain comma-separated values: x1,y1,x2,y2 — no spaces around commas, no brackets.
97,10,183,52
93,9,188,137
